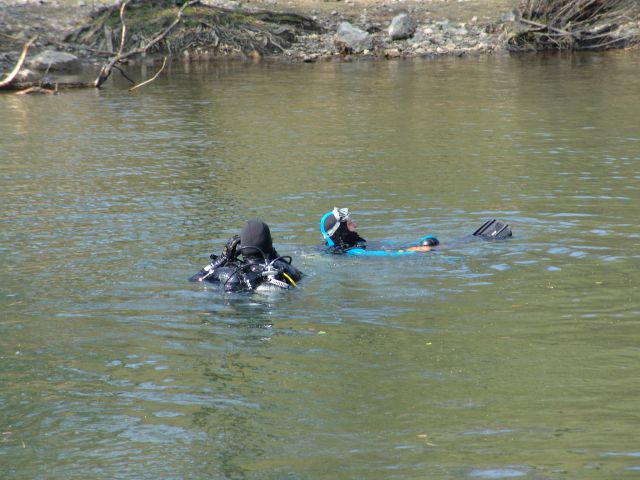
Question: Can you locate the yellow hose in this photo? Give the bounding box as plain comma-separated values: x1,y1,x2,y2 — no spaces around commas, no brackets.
282,272,297,288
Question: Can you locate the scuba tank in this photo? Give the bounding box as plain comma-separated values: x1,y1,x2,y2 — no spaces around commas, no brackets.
190,232,302,292
190,254,300,292
220,250,300,292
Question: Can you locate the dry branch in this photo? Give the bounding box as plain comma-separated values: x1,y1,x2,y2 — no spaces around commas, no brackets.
2,0,321,92
16,85,58,95
0,36,37,88
129,56,167,91
0,80,95,91
509,0,640,51
94,0,198,88
117,0,129,57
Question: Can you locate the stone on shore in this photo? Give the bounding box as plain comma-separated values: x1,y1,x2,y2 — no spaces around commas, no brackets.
334,22,372,53
29,51,81,72
388,13,417,41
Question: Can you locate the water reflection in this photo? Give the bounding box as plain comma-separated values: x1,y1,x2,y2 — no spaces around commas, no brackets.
1,53,640,479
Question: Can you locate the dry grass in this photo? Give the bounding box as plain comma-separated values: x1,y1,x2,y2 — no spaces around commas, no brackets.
65,0,321,57
509,0,640,50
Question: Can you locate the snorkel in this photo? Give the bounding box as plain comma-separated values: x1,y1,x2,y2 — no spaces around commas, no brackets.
320,207,351,248
319,213,336,247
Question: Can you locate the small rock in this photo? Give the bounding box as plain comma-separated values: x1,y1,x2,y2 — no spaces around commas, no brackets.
334,22,372,53
384,48,402,58
500,11,517,22
272,26,296,43
16,68,37,81
29,50,81,72
388,13,417,40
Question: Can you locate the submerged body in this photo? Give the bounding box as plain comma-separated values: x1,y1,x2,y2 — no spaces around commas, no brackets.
319,208,511,256
319,207,441,256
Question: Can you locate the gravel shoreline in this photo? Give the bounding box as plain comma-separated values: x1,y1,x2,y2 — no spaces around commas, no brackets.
1,0,512,80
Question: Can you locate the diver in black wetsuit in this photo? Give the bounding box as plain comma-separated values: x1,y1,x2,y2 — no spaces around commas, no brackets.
190,219,303,291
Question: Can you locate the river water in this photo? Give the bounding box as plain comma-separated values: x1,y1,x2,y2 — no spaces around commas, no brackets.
1,53,639,479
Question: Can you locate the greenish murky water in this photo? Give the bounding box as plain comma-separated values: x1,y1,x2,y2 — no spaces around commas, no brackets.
1,53,639,479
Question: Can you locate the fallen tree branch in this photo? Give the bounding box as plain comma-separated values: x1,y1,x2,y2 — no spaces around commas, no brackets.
510,0,639,51
0,36,37,88
580,33,633,49
94,0,198,88
0,32,24,42
16,85,58,95
0,80,94,91
117,0,129,57
129,56,167,92
517,17,573,36
113,65,136,84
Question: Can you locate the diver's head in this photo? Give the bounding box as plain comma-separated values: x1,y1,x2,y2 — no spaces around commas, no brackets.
240,219,275,259
321,207,363,248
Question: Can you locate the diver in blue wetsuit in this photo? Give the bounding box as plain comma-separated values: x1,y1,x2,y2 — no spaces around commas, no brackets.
320,207,512,257
320,207,440,257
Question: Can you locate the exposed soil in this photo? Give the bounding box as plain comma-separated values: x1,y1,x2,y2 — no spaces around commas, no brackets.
0,0,513,72
262,0,512,25
1,0,638,87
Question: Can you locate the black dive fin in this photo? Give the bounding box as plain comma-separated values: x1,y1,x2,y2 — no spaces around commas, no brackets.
472,219,512,240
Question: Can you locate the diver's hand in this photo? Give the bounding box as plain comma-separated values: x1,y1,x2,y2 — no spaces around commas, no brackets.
209,254,227,269
405,245,432,252
223,235,241,259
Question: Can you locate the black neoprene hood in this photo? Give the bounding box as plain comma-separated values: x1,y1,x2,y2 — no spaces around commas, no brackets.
240,219,274,257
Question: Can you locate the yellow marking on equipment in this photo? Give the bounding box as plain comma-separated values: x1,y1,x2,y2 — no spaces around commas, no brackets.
282,272,297,287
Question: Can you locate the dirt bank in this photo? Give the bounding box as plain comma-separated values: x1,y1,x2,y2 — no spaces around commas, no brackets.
1,0,638,87
0,0,513,75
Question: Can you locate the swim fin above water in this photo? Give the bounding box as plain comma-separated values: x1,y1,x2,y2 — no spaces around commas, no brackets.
472,219,512,240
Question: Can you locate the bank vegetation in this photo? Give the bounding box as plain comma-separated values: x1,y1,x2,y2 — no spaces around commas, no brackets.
1,0,639,93
507,0,640,51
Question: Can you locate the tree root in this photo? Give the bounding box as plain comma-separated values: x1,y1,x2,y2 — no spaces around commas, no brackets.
94,0,198,88
1,0,322,92
508,0,639,51
0,36,37,89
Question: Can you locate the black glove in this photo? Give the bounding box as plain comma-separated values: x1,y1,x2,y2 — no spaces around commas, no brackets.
208,253,227,269
222,235,241,260
207,235,241,270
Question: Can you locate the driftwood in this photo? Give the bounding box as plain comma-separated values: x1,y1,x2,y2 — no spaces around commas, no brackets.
0,2,190,92
509,0,640,51
2,0,322,92
94,0,197,88
0,37,37,88
16,86,58,95
71,0,320,61
129,56,167,92
0,37,90,92
1,80,95,91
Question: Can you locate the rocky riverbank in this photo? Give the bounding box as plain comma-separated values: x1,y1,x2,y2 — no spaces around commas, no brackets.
1,0,638,86
0,0,513,77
